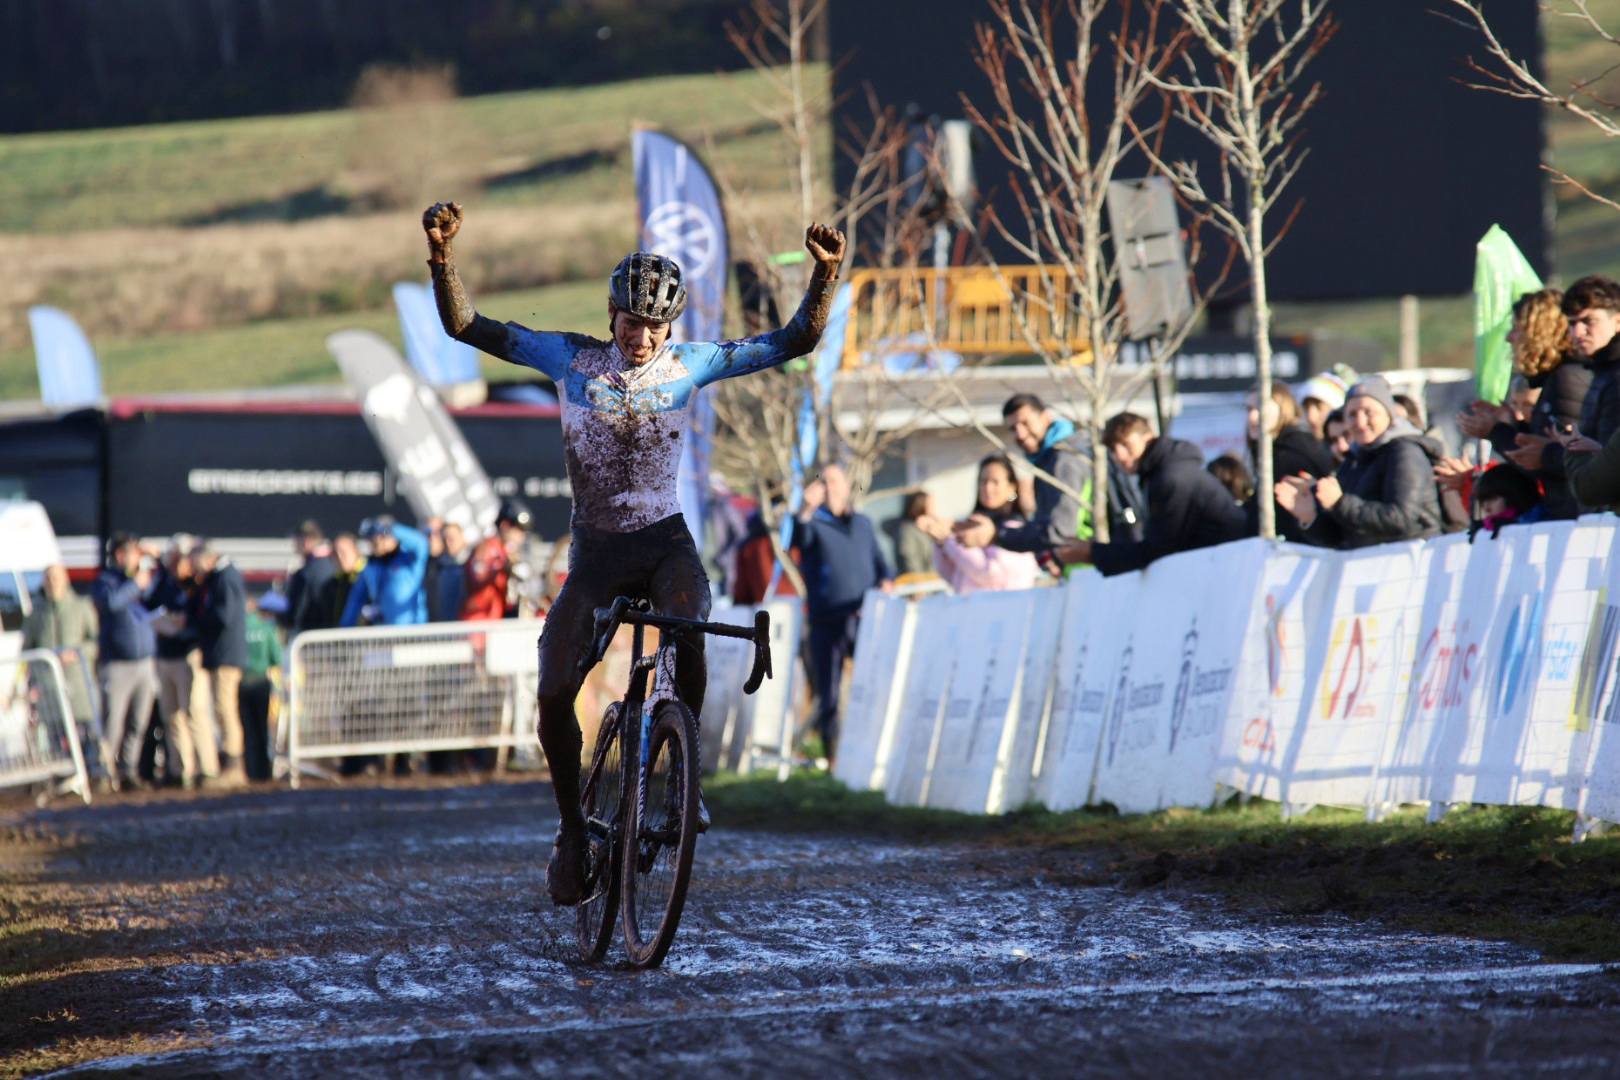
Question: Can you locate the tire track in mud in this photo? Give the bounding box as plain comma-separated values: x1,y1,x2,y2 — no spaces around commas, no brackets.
7,781,1620,1077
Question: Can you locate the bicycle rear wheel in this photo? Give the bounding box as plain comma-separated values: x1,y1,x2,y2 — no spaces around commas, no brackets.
575,703,624,961
620,699,700,968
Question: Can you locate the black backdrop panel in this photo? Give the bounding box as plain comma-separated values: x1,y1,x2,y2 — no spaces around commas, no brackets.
104,408,569,540
831,0,1547,300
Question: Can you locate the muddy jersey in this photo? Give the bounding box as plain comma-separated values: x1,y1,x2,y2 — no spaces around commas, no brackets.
503,277,835,533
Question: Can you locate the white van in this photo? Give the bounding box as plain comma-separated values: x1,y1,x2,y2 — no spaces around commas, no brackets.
0,501,64,659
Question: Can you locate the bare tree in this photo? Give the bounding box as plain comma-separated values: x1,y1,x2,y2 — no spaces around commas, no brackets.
1443,0,1620,212
959,0,1225,541
1131,0,1335,539
707,0,971,589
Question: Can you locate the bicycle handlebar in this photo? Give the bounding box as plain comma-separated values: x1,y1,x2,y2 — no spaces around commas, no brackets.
580,596,774,695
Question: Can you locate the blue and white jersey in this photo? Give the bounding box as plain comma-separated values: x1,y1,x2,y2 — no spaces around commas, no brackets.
506,319,818,533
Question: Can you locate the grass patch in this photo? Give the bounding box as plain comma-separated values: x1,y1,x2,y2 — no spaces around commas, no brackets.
708,771,1620,962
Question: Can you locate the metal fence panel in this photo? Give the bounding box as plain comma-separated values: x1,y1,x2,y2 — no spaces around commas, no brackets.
1,650,92,803
287,620,544,785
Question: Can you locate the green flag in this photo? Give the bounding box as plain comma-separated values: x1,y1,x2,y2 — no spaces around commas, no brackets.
1473,224,1543,403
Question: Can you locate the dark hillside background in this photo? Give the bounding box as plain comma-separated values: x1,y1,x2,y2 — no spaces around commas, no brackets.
0,0,753,133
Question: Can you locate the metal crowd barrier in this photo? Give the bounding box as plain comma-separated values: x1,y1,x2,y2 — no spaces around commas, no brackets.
1,650,93,804
285,619,545,787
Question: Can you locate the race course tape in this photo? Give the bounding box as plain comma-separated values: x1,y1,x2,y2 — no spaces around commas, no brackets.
839,520,1620,822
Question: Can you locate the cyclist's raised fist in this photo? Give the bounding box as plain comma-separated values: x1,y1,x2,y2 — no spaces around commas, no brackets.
423,201,463,254
805,223,846,269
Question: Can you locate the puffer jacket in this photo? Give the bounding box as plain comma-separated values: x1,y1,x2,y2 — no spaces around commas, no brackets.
1567,426,1620,511
1491,359,1593,519
1307,422,1442,549
1092,437,1249,576
995,419,1144,553
1249,426,1337,543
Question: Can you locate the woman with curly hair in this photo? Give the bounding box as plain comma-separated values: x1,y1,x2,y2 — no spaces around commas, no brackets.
1456,288,1590,520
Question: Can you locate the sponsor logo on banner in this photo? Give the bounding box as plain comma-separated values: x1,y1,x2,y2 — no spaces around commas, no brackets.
1105,643,1133,766
1320,616,1373,721
1493,593,1544,716
1265,592,1287,697
1166,617,1235,754
1413,621,1480,715
1572,594,1618,731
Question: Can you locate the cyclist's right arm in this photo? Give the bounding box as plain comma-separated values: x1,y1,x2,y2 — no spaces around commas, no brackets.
423,201,572,380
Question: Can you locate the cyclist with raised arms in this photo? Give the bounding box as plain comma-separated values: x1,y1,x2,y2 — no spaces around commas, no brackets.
423,201,845,905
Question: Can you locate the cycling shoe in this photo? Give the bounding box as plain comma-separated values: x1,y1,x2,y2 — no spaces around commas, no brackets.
546,827,586,906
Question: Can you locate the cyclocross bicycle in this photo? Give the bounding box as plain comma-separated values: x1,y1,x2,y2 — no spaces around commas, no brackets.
574,595,773,968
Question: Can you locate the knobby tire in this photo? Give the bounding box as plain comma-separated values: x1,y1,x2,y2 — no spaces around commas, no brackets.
620,700,700,968
575,704,624,961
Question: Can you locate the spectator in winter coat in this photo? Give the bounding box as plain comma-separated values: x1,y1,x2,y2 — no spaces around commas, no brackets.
284,520,338,638
1246,382,1336,543
149,536,217,789
1457,288,1590,519
238,594,284,782
1057,413,1248,575
793,464,893,759
896,490,937,578
427,521,469,622
1472,464,1545,534
23,564,98,727
461,501,530,621
91,534,159,787
319,533,364,627
343,517,429,627
914,454,1040,595
1505,277,1620,499
732,502,801,605
1324,409,1351,466
1276,377,1443,549
192,539,250,785
953,393,1143,572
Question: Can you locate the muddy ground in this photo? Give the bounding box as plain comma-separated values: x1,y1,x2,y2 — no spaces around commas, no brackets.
5,779,1620,1078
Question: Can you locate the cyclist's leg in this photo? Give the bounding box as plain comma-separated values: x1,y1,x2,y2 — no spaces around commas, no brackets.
535,574,597,835
649,536,712,721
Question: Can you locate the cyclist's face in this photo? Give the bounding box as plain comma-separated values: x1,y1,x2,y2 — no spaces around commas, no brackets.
611,307,671,365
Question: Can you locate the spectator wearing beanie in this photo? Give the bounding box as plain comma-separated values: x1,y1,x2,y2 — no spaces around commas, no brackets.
1248,382,1335,543
1276,376,1442,549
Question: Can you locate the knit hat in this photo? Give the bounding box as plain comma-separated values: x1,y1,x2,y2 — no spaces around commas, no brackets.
1344,376,1400,423
1296,372,1348,410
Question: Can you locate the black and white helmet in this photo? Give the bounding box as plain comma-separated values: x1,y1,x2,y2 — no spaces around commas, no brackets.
608,252,687,323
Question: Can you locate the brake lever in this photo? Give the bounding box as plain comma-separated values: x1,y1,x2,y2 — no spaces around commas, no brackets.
743,609,773,695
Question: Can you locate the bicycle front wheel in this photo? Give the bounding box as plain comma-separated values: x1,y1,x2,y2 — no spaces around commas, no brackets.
575,703,624,961
620,700,700,968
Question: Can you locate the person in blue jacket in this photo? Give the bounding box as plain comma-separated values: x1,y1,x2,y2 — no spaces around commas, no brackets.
341,517,430,627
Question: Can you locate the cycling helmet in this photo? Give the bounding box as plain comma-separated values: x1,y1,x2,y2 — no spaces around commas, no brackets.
358,515,396,541
496,499,533,530
608,252,687,323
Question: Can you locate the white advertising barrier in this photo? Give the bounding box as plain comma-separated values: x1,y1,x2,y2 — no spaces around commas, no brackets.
923,589,1048,815
884,594,962,807
1035,571,1134,811
1479,521,1615,810
1092,540,1264,815
1577,526,1620,823
1372,533,1500,808
996,587,1067,812
700,600,803,778
833,590,918,793
1214,544,1335,803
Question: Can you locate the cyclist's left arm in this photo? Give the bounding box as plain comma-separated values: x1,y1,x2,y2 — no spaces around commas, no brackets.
685,223,846,387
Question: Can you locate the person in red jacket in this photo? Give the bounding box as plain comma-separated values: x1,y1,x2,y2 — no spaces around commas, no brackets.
462,500,532,620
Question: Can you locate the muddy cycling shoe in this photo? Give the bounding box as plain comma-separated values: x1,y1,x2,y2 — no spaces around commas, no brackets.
546,828,587,906
696,788,711,834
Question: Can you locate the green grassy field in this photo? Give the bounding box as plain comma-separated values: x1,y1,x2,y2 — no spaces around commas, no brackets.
1,2,1618,400
709,771,1620,962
